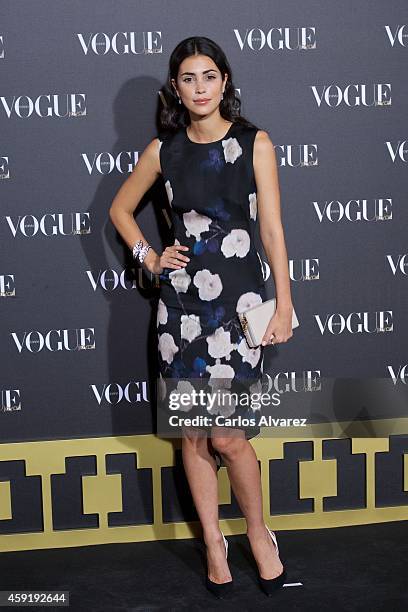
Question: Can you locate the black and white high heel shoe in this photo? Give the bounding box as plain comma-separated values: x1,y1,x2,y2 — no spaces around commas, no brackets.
257,525,287,596
205,532,233,599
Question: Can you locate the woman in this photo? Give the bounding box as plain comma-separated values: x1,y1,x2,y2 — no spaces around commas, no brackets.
109,36,294,599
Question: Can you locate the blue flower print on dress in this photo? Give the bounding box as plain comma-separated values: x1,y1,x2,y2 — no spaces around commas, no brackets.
183,200,234,258
193,356,207,376
199,148,225,173
203,197,231,223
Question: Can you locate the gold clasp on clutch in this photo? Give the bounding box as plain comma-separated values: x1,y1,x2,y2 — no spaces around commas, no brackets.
240,314,248,333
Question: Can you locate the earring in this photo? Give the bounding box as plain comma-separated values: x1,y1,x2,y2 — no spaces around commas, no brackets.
178,96,182,105
221,91,224,100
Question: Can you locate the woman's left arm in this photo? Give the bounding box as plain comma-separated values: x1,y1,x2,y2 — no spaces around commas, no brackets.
253,129,294,346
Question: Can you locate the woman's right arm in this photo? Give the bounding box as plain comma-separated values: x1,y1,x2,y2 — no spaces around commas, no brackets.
109,138,189,275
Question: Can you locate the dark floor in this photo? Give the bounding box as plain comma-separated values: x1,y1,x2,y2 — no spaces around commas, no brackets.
0,521,407,611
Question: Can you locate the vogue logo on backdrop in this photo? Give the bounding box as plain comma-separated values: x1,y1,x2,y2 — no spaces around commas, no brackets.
385,140,408,162
11,328,96,353
263,370,322,394
388,365,408,385
5,213,91,236
290,259,320,281
87,269,139,291
91,382,149,405
275,144,318,167
0,156,9,179
234,27,316,50
82,151,138,175
387,254,408,275
315,311,393,335
259,256,319,283
0,94,86,118
77,31,162,55
0,274,15,297
313,198,392,222
385,25,408,47
0,35,4,58
311,84,391,107
1,389,21,412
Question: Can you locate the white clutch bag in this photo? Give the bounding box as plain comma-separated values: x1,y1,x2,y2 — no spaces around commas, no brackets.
238,298,299,348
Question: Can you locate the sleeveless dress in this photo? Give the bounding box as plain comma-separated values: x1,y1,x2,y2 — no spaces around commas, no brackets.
156,121,267,440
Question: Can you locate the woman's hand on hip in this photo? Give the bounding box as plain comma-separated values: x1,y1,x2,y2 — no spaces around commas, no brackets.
149,245,190,275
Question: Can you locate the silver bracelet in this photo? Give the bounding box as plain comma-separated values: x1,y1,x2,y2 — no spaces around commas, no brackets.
138,244,151,264
132,239,143,260
132,239,151,264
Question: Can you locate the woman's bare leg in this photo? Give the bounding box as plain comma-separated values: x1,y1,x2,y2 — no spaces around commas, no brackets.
181,426,232,584
210,426,283,579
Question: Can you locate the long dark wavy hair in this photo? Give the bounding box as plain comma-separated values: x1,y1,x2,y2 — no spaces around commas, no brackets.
159,36,258,133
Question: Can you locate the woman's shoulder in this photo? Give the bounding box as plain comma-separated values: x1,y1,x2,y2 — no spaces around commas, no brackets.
233,121,270,142
250,125,273,150
233,123,274,165
254,128,272,142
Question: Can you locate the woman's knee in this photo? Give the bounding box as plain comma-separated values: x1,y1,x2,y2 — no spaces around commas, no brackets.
182,425,208,450
210,429,247,457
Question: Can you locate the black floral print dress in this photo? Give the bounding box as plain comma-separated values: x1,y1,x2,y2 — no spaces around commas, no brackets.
156,121,267,440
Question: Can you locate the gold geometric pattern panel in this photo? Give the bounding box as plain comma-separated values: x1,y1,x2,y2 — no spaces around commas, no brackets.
0,428,408,552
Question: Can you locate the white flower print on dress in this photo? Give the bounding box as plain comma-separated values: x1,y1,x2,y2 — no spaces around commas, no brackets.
183,210,212,240
169,267,191,293
206,362,237,417
206,327,234,360
157,298,168,327
249,192,257,221
158,332,179,364
221,229,250,258
222,137,242,164
236,291,263,314
193,269,223,301
170,380,196,412
237,338,261,368
164,179,173,207
181,314,201,342
206,388,237,418
206,362,235,391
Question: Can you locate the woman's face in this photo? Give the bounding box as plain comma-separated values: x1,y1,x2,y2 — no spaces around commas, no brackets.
172,54,228,116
